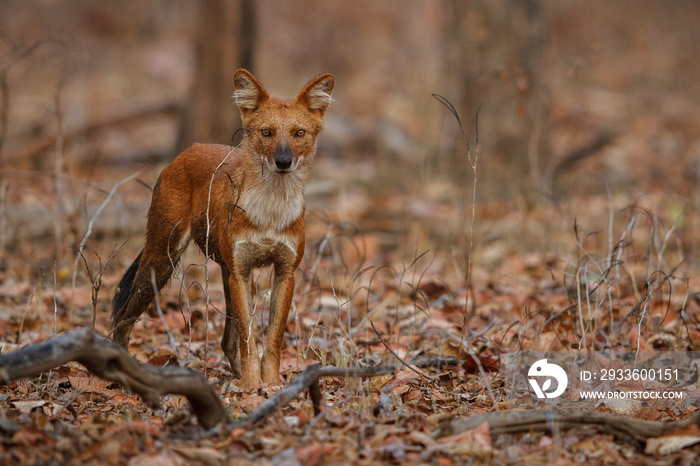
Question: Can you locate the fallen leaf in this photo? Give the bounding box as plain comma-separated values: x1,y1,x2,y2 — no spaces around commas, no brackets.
108,394,143,406
279,357,317,375
646,435,700,455
367,373,393,392
128,451,185,466
171,446,225,464
437,421,491,447
296,442,336,466
12,427,56,446
42,402,65,416
69,375,121,397
645,424,700,455
11,400,47,415
603,398,643,416
238,395,266,412
163,394,188,410
462,354,499,374
435,421,492,460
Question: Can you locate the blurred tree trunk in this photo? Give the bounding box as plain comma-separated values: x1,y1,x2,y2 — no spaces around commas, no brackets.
175,0,257,152
442,0,548,187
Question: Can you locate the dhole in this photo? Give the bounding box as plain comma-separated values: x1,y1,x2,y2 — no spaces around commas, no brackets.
111,69,334,390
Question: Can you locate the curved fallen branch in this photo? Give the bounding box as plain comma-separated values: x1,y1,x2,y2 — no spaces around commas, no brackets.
227,364,395,430
434,409,700,451
0,327,224,428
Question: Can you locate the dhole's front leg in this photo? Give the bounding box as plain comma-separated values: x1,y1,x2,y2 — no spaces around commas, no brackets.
220,267,241,378
225,270,261,391
262,269,295,385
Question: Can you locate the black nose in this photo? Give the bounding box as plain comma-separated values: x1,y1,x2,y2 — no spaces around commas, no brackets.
274,146,293,169
275,154,292,169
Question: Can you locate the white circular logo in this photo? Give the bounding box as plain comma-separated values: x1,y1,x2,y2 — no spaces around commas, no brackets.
528,359,568,399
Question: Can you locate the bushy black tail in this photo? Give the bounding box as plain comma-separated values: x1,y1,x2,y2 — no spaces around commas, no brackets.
112,251,142,318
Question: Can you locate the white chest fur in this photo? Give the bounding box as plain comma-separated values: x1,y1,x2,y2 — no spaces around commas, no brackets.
237,171,304,231
234,171,303,266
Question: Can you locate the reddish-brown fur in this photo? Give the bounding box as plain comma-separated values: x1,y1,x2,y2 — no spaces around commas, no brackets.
111,70,334,390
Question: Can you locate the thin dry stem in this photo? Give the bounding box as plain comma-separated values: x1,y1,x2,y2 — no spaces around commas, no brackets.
150,268,179,360
432,94,481,372
17,285,36,345
71,170,140,293
203,146,237,373
52,88,66,260
166,220,194,359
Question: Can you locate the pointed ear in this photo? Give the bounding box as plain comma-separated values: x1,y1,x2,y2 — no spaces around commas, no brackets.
232,69,269,114
297,73,335,113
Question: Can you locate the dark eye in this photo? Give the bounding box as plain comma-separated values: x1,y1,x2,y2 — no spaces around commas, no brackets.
295,129,306,138
261,128,272,137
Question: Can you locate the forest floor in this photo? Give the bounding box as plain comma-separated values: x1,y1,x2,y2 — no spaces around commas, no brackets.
2,3,700,459
2,143,700,464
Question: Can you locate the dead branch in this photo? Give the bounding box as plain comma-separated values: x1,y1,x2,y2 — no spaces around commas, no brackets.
433,409,700,451
0,39,46,161
1,329,394,432
227,364,395,430
0,327,224,429
12,100,181,163
551,132,615,177
408,355,459,369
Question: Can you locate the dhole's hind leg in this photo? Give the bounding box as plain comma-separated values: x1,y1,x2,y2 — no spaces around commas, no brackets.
112,225,190,347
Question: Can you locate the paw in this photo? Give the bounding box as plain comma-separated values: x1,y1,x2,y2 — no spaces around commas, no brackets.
238,374,262,393
258,383,283,398
261,372,282,387
261,358,281,386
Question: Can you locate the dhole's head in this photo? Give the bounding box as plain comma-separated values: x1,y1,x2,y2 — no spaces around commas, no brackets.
233,69,334,176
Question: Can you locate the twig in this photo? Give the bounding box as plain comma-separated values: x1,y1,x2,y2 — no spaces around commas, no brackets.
16,285,36,345
80,246,121,330
432,95,481,375
0,69,8,160
53,85,66,260
204,145,239,374
551,132,615,178
408,355,459,369
369,321,434,382
52,263,58,336
226,364,395,430
167,220,194,358
151,268,180,360
0,179,7,253
71,170,140,292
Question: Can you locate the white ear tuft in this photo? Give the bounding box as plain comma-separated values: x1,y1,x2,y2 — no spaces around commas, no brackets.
232,69,268,112
306,88,334,111
298,74,335,112
232,87,260,110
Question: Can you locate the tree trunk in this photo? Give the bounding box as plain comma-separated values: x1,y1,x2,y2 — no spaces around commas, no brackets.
175,0,257,152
